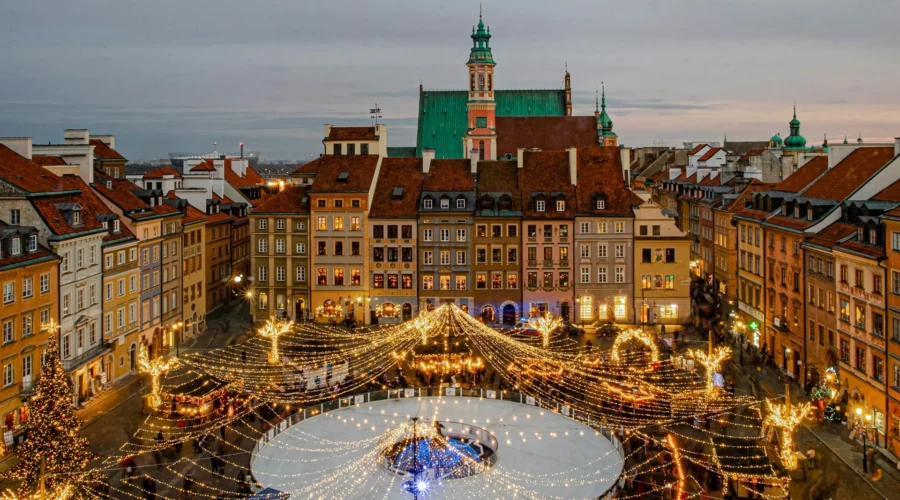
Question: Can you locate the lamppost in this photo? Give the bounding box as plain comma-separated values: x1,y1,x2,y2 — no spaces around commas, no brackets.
171,321,183,356
856,406,873,472
575,297,584,328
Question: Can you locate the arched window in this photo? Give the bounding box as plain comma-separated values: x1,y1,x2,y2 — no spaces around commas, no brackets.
478,75,485,90
479,141,485,160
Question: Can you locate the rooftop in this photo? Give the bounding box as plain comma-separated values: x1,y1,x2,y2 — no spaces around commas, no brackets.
369,158,424,218
252,185,311,215
327,126,377,141
494,116,598,158
802,147,894,200
772,155,828,193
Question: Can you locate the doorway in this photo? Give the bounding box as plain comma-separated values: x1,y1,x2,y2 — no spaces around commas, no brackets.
402,303,413,321
502,304,516,325
560,302,570,322
481,306,495,323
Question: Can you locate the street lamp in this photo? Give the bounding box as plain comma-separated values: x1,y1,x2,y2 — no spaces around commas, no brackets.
856,406,873,472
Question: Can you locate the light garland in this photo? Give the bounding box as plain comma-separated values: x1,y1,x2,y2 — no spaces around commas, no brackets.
689,345,731,399
137,344,179,408
525,314,561,348
610,328,660,364
764,398,811,471
257,316,294,364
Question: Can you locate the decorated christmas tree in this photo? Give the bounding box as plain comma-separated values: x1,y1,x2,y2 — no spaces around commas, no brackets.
3,320,97,494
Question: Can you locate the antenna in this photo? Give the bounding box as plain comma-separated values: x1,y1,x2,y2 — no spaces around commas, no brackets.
370,103,383,126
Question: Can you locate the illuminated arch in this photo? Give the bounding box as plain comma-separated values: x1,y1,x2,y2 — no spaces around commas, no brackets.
610,328,660,364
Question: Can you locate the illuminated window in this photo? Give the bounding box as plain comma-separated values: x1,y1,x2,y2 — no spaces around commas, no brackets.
642,275,652,290
422,276,434,290
659,305,678,319
580,296,593,320
455,275,467,290
440,276,451,290
597,303,608,321
317,216,327,231
614,296,627,319
507,273,517,289
333,216,344,231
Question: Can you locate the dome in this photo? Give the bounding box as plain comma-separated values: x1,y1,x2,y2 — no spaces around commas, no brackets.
769,133,783,146
784,133,806,150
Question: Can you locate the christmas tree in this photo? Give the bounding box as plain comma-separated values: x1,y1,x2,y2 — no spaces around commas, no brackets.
3,320,97,494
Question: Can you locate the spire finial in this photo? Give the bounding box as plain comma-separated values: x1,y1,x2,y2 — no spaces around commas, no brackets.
601,82,606,109
480,3,482,19
793,101,797,119
595,87,599,112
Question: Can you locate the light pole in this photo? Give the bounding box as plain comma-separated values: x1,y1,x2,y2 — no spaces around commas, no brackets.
856,406,872,472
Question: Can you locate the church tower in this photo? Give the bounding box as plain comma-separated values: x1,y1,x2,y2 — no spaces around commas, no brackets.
595,84,618,147
564,65,572,116
464,8,497,161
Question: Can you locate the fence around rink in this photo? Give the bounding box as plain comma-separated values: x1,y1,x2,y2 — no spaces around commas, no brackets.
249,387,626,495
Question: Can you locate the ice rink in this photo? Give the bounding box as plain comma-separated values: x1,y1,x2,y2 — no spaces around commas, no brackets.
251,396,625,499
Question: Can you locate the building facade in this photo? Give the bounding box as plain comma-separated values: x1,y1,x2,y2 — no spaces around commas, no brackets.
633,200,692,326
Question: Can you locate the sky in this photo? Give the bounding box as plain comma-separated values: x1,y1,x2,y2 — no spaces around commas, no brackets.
1,0,899,161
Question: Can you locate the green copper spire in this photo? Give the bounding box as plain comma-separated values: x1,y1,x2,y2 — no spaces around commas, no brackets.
598,83,615,136
844,134,848,144
468,6,494,64
783,102,806,151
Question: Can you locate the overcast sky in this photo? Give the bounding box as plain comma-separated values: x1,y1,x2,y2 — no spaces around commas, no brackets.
2,0,899,160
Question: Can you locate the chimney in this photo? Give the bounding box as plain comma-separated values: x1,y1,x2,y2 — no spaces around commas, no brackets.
568,147,577,185
469,148,479,174
895,137,900,157
422,149,435,173
64,129,90,145
620,148,631,182
323,124,333,139
517,148,526,169
0,138,33,160
90,135,115,149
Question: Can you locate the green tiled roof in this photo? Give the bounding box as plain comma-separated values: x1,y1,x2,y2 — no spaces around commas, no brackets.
387,146,417,157
416,89,567,158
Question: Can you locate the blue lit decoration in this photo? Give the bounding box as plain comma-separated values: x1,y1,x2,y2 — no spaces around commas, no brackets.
392,417,484,498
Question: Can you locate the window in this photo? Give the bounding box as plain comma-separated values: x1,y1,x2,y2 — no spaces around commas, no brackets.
875,274,883,294
580,245,590,258
659,305,678,319
641,248,651,263
508,247,517,263
665,275,675,290
665,248,675,263
351,242,360,256
555,200,565,212
455,275,466,290
581,267,591,284
872,355,884,382
456,251,467,265
614,244,625,259
422,276,434,290
596,200,605,210
855,304,866,329
440,229,450,242
2,321,13,344
536,200,546,212
350,268,361,285
856,346,866,372
507,273,518,289
333,216,344,231
296,243,306,254
317,216,327,231
855,268,865,289
276,239,285,253
614,222,625,233
317,241,326,256
3,363,13,388
873,312,884,337
424,198,433,209
258,219,268,230
598,267,607,283
542,272,553,288
615,266,625,283
527,272,538,288
456,198,466,209
2,283,13,304
258,266,268,282
440,198,450,209
642,275,652,290
276,266,285,282
439,275,451,290
423,229,433,242
21,277,32,299
440,250,450,265
580,222,590,234
456,229,466,242
258,239,268,253
598,221,607,233
334,241,343,256
840,265,849,283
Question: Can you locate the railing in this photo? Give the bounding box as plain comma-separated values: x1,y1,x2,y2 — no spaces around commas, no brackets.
249,387,625,493
62,344,111,371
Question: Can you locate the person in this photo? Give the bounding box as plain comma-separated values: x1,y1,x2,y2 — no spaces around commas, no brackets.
806,444,816,469
183,472,194,498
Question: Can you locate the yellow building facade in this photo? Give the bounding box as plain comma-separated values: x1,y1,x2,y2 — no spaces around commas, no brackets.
632,200,692,326
0,225,59,447
182,207,207,340
101,233,140,384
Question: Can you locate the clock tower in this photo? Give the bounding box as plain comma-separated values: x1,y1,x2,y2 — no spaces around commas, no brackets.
464,8,497,161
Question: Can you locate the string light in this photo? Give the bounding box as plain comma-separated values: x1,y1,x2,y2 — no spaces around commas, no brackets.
137,344,179,408
257,316,294,364
526,314,561,348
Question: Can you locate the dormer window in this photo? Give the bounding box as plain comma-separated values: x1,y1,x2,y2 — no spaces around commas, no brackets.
72,210,81,225
499,195,512,211
456,197,466,209
556,200,565,212
113,220,120,233
27,235,37,252
440,198,450,209
870,228,877,244
11,238,21,256
597,200,605,210
479,196,493,210
858,227,864,241
102,221,108,229
793,205,799,218
106,181,113,189
536,200,546,212
424,198,433,209
807,207,812,221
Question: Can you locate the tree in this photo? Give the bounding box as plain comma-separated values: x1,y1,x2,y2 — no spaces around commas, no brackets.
3,320,96,494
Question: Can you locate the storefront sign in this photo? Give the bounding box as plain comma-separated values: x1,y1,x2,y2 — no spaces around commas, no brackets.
738,301,764,322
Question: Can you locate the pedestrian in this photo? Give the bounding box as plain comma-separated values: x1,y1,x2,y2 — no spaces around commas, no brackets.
183,472,194,498
241,350,246,363
806,444,816,469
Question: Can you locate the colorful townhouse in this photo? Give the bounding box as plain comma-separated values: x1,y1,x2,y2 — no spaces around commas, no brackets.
633,200,692,326
0,221,58,447
367,158,423,324
249,186,311,322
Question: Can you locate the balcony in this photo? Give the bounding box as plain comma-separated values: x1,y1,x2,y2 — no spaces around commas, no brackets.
62,344,111,372
18,380,35,398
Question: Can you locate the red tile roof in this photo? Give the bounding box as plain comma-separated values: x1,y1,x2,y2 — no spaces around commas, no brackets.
292,161,319,174
0,145,70,193
805,221,856,248
688,144,708,155
307,155,379,193
475,160,521,211
68,176,136,243
30,175,108,237
422,159,475,192
253,186,311,215
494,116,599,158
92,172,179,218
520,150,576,218
31,155,67,166
772,155,828,193
0,222,57,269
575,146,634,216
326,127,377,141
871,177,900,202
189,162,215,172
699,173,723,186
90,139,126,161
734,208,770,221
369,158,425,218
765,215,814,231
699,147,722,162
144,167,182,179
184,205,208,225
801,148,894,200
835,240,883,259
724,180,774,211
